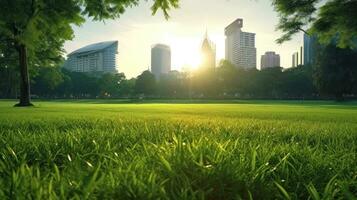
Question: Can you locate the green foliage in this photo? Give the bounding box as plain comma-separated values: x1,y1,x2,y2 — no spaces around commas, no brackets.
272,0,357,48
313,43,357,100
0,0,83,53
151,0,180,19
1,60,321,99
0,36,20,98
0,100,357,199
283,65,315,97
32,66,65,96
216,60,238,95
157,71,189,98
0,0,179,48
192,67,219,98
135,70,157,96
98,73,126,97
118,78,136,97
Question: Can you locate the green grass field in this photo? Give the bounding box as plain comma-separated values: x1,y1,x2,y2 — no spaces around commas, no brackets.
0,100,356,199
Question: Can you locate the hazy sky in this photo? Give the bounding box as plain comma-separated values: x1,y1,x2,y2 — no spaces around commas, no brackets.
64,0,303,78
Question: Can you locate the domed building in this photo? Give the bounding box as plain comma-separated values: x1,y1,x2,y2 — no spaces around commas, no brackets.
201,32,216,69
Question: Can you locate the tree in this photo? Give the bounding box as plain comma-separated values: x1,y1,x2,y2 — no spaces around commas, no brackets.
191,67,218,98
157,71,186,98
32,66,64,97
56,69,73,98
69,72,99,98
0,38,19,98
0,0,179,106
98,73,126,98
135,71,157,96
238,68,259,98
272,0,357,48
216,60,238,96
282,65,315,98
118,78,136,98
257,67,284,98
313,44,357,100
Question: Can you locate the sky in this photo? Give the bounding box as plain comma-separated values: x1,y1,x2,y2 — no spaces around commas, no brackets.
64,0,304,78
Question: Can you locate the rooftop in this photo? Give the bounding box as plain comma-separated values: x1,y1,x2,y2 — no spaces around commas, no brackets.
152,44,171,50
68,41,118,56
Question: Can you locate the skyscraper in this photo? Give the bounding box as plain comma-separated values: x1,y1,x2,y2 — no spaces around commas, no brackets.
261,51,280,69
64,41,119,74
201,32,216,68
292,52,299,67
225,18,256,69
304,34,317,65
151,44,171,79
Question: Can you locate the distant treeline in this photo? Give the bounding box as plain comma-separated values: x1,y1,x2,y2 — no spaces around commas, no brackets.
0,62,312,100
1,44,357,100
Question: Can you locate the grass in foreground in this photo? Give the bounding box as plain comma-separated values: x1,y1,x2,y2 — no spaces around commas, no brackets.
0,100,356,199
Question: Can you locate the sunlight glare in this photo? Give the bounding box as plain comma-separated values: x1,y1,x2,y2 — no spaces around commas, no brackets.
168,37,202,70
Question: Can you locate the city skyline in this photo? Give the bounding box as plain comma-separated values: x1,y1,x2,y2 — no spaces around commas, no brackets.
64,0,303,78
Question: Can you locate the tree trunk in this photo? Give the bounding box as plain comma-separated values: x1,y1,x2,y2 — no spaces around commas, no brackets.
15,44,32,107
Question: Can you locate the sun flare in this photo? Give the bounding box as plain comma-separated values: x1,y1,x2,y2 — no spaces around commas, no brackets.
168,38,202,70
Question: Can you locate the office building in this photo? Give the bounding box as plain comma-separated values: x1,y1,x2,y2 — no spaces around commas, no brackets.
292,52,299,67
304,34,318,65
201,32,216,68
225,18,257,69
64,41,118,74
261,52,280,69
151,44,171,79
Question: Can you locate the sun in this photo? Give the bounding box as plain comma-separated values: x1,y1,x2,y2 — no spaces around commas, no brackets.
168,37,202,70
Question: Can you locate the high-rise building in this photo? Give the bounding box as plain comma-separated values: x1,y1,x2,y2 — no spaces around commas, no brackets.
292,52,299,67
201,32,216,68
261,51,280,69
225,18,256,69
151,44,171,79
64,41,118,74
304,34,318,65
300,46,303,65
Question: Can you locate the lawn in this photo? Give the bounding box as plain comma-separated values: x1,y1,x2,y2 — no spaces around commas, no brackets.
0,100,356,199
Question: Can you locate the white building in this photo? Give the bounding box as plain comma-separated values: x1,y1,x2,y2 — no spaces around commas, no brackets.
151,44,171,79
64,41,118,74
225,18,257,69
292,52,299,67
261,51,280,69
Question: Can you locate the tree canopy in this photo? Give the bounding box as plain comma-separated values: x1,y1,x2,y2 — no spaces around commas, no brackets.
0,59,323,100
272,0,357,48
0,0,179,47
313,43,357,100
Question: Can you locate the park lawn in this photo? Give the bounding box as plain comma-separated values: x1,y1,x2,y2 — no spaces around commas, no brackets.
0,100,356,199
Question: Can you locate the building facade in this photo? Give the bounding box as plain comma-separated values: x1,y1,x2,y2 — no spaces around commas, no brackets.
304,34,318,65
64,41,118,74
151,44,171,79
292,52,299,67
201,32,216,68
261,51,280,69
225,18,256,69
